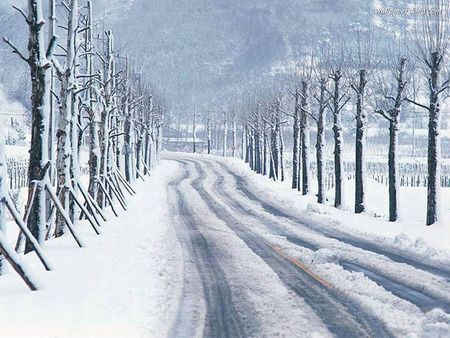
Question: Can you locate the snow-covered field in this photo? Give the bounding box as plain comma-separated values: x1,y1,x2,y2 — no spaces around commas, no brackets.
0,161,183,338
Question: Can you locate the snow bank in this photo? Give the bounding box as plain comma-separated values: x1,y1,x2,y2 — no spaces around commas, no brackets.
0,161,183,338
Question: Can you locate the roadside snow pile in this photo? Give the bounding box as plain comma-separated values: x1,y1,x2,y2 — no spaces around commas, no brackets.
311,248,339,264
422,309,450,338
265,234,446,337
0,161,183,338
220,156,450,271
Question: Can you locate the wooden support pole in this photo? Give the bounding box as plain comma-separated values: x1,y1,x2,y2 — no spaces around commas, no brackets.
104,176,127,210
44,184,83,248
116,170,136,194
141,159,151,176
69,188,101,234
135,168,145,182
78,182,107,222
0,232,38,291
107,174,127,206
97,179,118,217
3,196,53,271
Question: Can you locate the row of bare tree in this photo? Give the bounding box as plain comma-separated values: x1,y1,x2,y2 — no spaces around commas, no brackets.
222,0,449,226
0,0,165,288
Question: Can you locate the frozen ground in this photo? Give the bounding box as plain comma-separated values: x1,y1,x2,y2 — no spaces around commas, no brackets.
0,152,449,337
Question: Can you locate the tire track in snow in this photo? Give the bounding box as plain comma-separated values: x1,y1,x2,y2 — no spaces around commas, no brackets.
199,158,450,313
176,157,391,338
213,159,450,282
202,158,450,304
166,162,246,338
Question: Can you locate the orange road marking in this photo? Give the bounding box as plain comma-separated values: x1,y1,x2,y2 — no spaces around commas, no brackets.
268,243,342,295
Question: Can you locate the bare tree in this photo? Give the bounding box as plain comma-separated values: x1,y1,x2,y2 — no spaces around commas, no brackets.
374,56,408,221
310,57,331,204
407,0,450,225
291,83,301,189
326,43,350,209
52,0,80,236
300,79,310,194
193,109,197,153
4,0,58,252
222,110,228,157
351,29,377,214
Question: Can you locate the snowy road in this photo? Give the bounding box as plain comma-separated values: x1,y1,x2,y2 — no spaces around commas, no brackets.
164,153,450,337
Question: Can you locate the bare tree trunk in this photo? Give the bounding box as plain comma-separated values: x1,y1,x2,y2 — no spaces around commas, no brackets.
331,71,346,208
280,125,285,182
241,126,244,160
426,52,441,225
249,129,254,169
244,125,250,164
388,121,399,220
85,1,100,201
292,87,300,189
5,0,58,253
207,117,211,154
316,80,327,204
255,129,261,173
69,0,80,225
124,56,132,183
223,111,228,157
193,110,197,153
300,81,310,195
263,122,267,176
232,114,236,157
270,122,279,181
98,31,114,208
354,69,367,214
377,58,406,221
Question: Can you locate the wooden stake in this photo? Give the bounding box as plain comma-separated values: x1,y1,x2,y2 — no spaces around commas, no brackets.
97,179,118,217
44,184,83,248
69,188,101,234
104,176,127,211
135,168,145,182
141,159,151,177
78,182,107,222
0,232,38,291
3,196,53,271
116,170,136,194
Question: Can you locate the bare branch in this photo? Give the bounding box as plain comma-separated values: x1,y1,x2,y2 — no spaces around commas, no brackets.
46,35,58,59
374,109,393,122
3,37,30,64
12,5,29,23
405,97,430,111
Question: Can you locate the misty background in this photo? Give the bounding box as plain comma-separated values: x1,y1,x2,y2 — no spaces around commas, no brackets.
0,0,406,114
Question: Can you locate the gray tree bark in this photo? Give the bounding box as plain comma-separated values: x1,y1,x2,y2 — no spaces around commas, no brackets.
292,87,300,189
354,69,367,214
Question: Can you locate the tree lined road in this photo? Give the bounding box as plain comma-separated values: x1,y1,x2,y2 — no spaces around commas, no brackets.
164,154,450,337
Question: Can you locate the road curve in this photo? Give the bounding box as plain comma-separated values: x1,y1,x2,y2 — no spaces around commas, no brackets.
195,157,450,313
165,154,395,337
167,166,245,338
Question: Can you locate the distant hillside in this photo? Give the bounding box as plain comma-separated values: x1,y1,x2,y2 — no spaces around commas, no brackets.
94,0,406,112
1,0,408,113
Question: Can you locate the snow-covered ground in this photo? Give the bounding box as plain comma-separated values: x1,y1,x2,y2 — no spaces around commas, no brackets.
256,154,450,252
174,153,450,336
0,161,183,338
1,152,449,337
